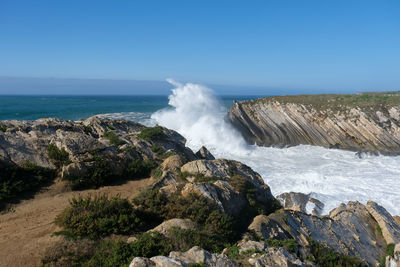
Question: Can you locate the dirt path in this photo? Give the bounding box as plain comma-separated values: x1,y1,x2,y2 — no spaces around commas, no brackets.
0,178,154,267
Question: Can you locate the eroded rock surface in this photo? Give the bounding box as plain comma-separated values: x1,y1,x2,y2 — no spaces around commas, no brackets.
228,94,400,154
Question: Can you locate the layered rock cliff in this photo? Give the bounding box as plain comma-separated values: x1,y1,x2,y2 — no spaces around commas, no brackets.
228,92,400,154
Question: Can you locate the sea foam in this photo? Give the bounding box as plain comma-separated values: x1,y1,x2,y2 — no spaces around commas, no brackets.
151,80,400,216
103,80,400,215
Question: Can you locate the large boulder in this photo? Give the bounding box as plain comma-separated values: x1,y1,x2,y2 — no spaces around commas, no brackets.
180,159,277,216
195,146,215,160
148,219,197,236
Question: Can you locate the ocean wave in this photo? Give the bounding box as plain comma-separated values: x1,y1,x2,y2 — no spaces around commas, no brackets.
101,80,400,216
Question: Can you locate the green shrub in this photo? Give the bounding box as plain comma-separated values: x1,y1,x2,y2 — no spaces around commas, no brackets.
47,144,70,167
153,168,163,179
386,243,395,257
133,189,236,252
55,195,145,239
308,238,362,266
265,239,297,253
126,159,157,178
0,161,55,208
138,126,165,142
103,131,125,146
63,156,114,189
42,239,135,267
151,144,164,155
226,244,240,259
84,125,93,134
130,232,173,257
0,125,6,132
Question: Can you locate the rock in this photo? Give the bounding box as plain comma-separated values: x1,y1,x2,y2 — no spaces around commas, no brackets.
195,146,215,160
127,236,138,244
149,256,184,267
394,216,400,227
169,246,238,267
247,214,292,240
130,247,238,267
250,200,400,265
161,155,184,171
277,192,324,216
237,240,267,254
180,159,276,216
228,95,400,154
248,247,306,267
366,201,400,244
129,257,156,267
0,117,196,172
148,219,197,236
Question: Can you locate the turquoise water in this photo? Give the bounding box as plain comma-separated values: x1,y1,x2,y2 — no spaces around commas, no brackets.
0,95,259,121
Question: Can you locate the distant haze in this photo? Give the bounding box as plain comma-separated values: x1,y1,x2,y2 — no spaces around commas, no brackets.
0,77,396,96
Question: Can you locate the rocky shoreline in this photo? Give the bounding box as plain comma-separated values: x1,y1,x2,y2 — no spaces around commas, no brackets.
228,92,400,155
0,117,399,266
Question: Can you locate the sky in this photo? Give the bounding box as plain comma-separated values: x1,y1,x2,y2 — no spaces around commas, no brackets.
0,0,399,94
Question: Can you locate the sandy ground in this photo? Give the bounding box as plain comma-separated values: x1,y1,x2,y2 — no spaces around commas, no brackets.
0,178,154,267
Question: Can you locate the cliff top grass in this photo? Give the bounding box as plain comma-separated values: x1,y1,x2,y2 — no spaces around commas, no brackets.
243,91,400,112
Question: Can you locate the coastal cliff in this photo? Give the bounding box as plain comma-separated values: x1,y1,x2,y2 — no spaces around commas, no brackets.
1,117,400,266
228,92,400,154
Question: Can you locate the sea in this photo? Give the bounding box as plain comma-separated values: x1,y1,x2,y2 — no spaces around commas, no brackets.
1,81,399,216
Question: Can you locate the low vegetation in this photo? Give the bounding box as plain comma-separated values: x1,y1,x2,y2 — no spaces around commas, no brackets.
0,161,56,210
54,195,146,240
103,131,125,146
307,238,363,267
47,143,70,167
62,156,156,189
249,91,400,114
125,159,156,178
0,124,7,132
138,125,165,142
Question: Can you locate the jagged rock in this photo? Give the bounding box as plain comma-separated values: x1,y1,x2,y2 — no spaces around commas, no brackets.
169,246,238,267
366,201,400,244
228,95,400,154
247,214,291,240
276,192,324,216
180,159,275,215
250,201,399,265
0,117,196,172
195,146,215,160
394,216,400,226
161,155,184,171
148,219,197,236
248,247,306,267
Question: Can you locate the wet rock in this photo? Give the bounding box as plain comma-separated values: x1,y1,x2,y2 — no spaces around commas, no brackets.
276,192,324,216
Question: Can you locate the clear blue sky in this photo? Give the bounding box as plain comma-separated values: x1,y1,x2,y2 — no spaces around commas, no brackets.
0,0,399,94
